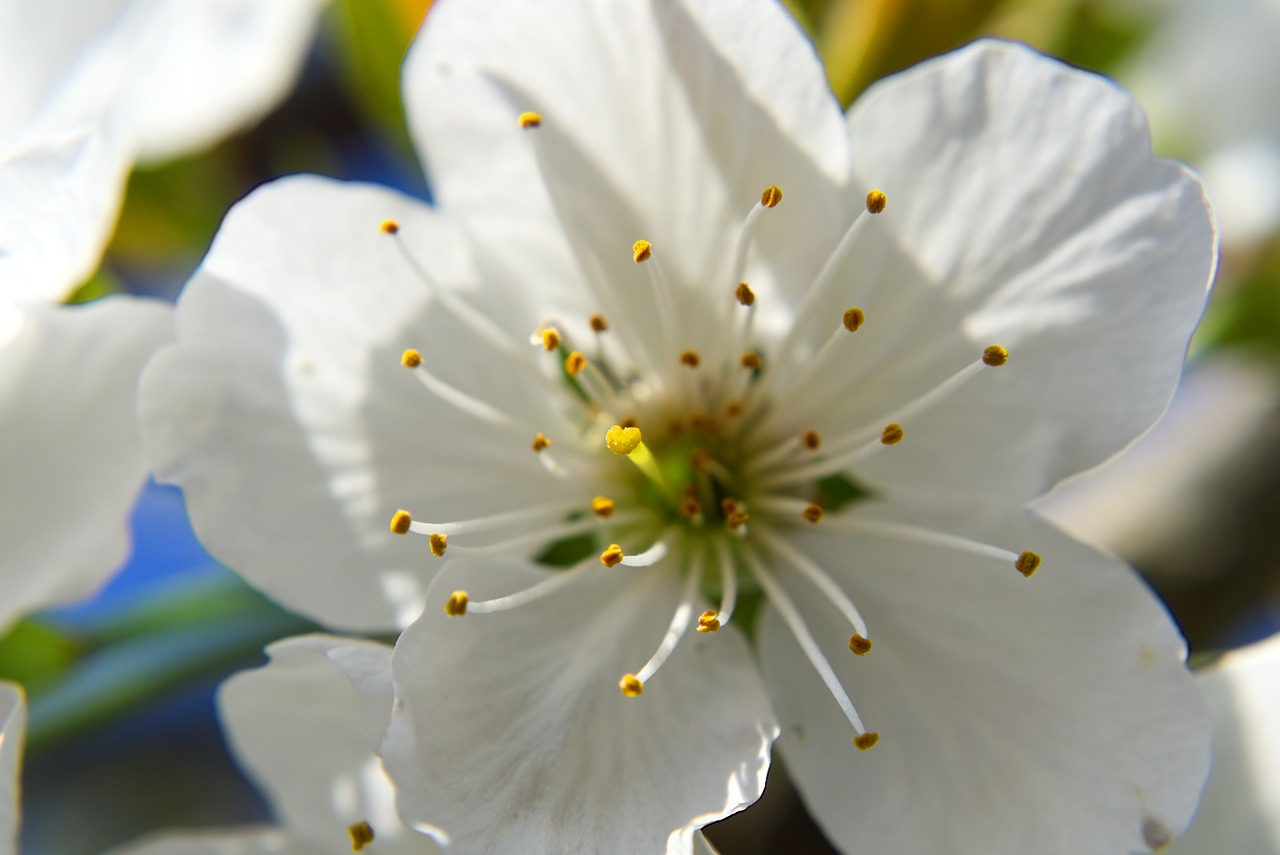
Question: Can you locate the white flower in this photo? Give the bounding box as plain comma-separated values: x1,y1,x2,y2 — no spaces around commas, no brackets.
0,0,329,302
1171,633,1280,854
106,636,439,855
0,682,21,855
139,1,1217,852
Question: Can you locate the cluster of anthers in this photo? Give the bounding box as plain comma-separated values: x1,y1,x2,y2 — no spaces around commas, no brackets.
381,110,1041,751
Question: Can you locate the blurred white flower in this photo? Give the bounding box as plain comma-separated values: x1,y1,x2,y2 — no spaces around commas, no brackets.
1173,633,1280,853
0,0,328,630
106,636,437,855
0,0,330,302
0,682,22,855
1121,0,1280,247
140,1,1217,851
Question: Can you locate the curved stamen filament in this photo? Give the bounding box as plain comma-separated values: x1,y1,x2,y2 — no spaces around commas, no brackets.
618,533,671,568
712,537,739,628
823,516,1041,577
757,423,903,489
750,309,865,438
403,499,583,536
755,527,869,640
742,549,874,741
625,546,705,692
420,511,643,559
466,556,597,614
402,351,514,429
633,242,682,364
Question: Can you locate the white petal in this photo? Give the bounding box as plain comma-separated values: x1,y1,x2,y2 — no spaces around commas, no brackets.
139,175,575,631
0,682,23,855
217,635,435,854
405,0,851,328
759,505,1208,855
105,827,325,855
381,557,777,855
808,40,1213,502
0,296,172,633
0,0,326,163
1171,634,1280,853
0,126,130,303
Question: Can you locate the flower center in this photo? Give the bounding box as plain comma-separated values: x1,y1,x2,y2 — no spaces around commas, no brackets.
378,111,1043,750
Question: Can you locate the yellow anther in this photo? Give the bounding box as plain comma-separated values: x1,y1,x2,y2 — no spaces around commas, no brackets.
605,425,642,455
983,345,1009,367
401,349,423,368
741,351,761,371
379,220,400,235
565,351,587,375
727,510,750,531
761,184,783,208
735,281,756,306
619,673,644,697
390,510,412,535
632,239,652,263
600,543,625,568
849,634,872,655
721,498,739,516
843,307,865,332
531,432,552,452
444,590,468,616
429,533,448,557
680,496,702,519
592,496,616,518
853,731,880,751
697,610,721,633
679,349,701,368
802,504,824,524
881,423,905,445
801,430,822,451
866,189,887,214
540,327,561,351
725,399,745,418
349,821,375,851
518,111,542,128
1016,551,1042,578
589,313,609,333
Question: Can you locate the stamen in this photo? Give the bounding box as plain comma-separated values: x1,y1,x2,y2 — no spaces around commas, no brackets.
404,500,581,536
467,556,597,614
590,314,609,333
697,610,721,633
349,821,376,851
881,424,905,445
429,533,447,557
849,634,872,655
802,430,822,450
729,185,784,288
742,549,873,740
518,111,542,128
823,516,1041,578
565,351,587,375
679,349,701,368
741,351,761,371
631,240,681,359
761,185,783,208
379,220,399,235
803,504,824,524
600,544,625,567
735,282,756,306
618,536,670,567
983,344,1009,366
619,674,644,697
843,307,865,332
417,512,638,560
725,400,745,418
769,190,887,374
726,510,750,532
756,527,869,640
538,327,562,351
680,496,702,520
401,349,514,428
531,432,552,452
712,537,739,628
632,240,652,264
444,590,468,616
390,510,412,535
592,496,616,518
622,547,704,693
853,732,880,751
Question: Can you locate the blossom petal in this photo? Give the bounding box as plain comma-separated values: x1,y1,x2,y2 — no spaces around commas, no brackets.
0,296,172,634
215,635,435,853
0,126,130,303
759,505,1208,855
808,40,1214,502
1171,633,1280,853
405,0,851,329
139,175,577,631
381,556,778,855
0,682,23,855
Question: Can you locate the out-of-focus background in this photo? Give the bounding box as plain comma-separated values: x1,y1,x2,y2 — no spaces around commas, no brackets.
4,1,1278,851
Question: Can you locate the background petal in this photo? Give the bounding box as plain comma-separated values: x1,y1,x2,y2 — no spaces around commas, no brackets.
383,557,777,855
0,296,172,634
760,504,1208,854
782,40,1214,503
106,827,327,855
0,683,23,855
